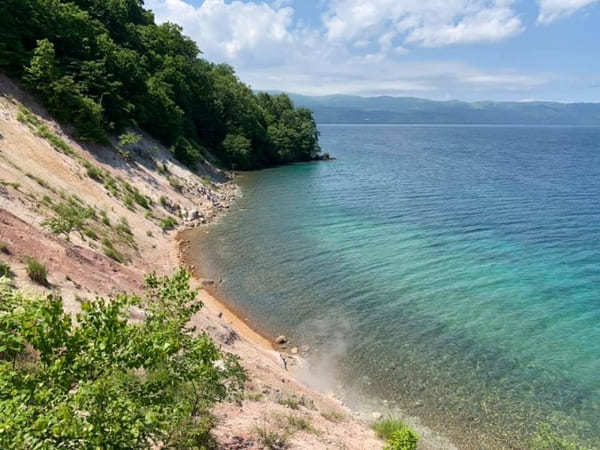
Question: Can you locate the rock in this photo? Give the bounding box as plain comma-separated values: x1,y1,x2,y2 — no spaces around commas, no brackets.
300,345,310,352
203,279,215,286
372,412,383,420
275,335,287,345
291,347,298,354
217,312,223,318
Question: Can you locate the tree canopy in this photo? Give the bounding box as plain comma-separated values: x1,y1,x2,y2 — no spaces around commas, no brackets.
0,0,320,169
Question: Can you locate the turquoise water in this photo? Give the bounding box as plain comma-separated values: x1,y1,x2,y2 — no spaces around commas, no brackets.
193,124,600,448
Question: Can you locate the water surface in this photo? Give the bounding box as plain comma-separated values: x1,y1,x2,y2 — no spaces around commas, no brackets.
193,124,600,448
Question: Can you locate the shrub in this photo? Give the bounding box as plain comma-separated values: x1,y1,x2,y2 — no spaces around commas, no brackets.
116,217,133,236
86,165,104,182
373,419,419,450
118,132,142,148
25,258,48,285
43,199,95,237
385,428,419,450
167,175,183,191
0,262,11,278
255,426,288,450
103,243,125,263
160,216,178,231
0,269,246,448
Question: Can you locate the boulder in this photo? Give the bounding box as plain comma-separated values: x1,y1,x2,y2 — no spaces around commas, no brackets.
371,412,383,421
291,347,298,354
275,335,287,345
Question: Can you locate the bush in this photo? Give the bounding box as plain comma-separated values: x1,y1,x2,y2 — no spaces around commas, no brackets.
385,428,418,450
86,165,104,182
373,419,419,450
25,257,48,285
0,262,11,278
102,241,125,263
160,216,178,231
43,199,95,237
0,269,246,448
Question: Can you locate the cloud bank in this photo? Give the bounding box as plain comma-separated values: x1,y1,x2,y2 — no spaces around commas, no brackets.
144,0,595,99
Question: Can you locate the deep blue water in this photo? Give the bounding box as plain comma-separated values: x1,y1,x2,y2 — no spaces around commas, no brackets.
192,125,600,448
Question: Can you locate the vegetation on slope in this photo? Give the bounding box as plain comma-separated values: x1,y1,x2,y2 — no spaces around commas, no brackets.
0,269,246,448
0,0,320,169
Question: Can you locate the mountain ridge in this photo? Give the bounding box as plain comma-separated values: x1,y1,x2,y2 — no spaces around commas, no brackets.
273,92,600,125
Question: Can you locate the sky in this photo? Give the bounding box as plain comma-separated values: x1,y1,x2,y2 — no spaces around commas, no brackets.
145,0,600,102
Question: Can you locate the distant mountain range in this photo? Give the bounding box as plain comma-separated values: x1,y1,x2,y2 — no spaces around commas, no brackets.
283,93,600,125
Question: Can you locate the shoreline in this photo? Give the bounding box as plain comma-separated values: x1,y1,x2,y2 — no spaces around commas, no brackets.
175,228,277,351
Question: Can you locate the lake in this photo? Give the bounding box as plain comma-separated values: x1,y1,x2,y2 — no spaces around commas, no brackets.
191,124,600,448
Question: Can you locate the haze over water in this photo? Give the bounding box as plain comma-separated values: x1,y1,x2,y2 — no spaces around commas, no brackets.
193,124,600,447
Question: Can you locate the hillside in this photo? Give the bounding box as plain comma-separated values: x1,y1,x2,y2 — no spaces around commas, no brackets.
0,75,401,449
286,93,600,125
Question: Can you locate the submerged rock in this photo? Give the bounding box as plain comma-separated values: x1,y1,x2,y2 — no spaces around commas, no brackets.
371,412,383,420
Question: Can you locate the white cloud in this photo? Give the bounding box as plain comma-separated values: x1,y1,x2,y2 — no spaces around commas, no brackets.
145,0,546,99
146,0,296,64
537,0,600,23
323,0,523,49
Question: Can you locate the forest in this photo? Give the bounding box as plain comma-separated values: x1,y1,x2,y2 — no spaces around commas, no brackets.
0,0,321,169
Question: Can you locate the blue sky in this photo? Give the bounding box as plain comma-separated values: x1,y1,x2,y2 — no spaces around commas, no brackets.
146,0,600,102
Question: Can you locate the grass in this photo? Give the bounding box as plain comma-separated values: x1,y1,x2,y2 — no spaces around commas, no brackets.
18,106,76,157
100,211,111,227
160,216,178,231
276,396,301,410
245,392,264,402
102,238,125,263
0,242,9,255
25,173,53,191
281,415,316,435
167,175,182,191
254,426,288,450
0,262,11,278
25,258,48,285
43,199,95,237
372,419,418,450
321,410,345,423
86,164,104,182
115,217,133,236
83,228,99,241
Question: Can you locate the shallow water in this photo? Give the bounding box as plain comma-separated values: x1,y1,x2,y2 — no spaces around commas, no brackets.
192,124,600,448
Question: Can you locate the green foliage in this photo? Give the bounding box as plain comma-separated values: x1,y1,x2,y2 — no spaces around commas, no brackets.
255,426,289,450
1,0,319,169
0,269,246,448
373,419,419,450
25,257,48,285
167,175,183,191
118,131,142,148
0,262,11,278
86,164,104,181
43,199,95,237
102,238,125,263
160,216,178,231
